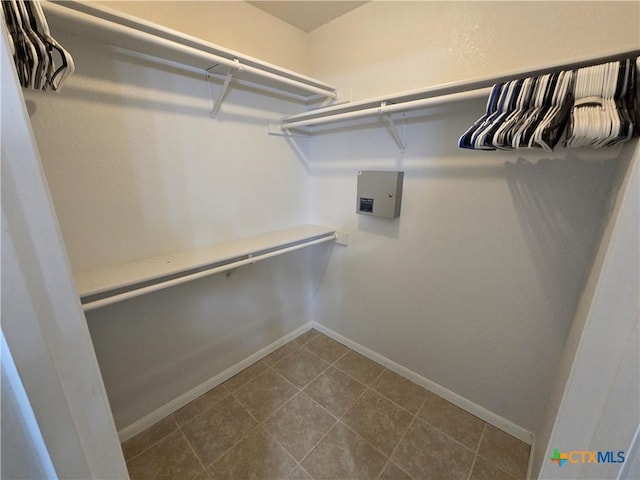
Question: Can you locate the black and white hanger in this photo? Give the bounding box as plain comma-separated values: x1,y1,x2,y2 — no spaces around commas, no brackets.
2,0,74,91
459,56,638,152
565,59,638,148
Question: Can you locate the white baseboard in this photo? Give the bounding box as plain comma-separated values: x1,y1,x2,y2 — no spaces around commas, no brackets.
312,322,535,446
526,437,536,480
119,320,535,450
117,322,313,442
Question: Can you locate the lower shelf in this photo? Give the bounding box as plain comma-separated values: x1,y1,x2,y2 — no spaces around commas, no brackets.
75,225,336,311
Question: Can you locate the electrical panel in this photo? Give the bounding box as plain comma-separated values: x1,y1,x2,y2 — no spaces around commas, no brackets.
356,171,404,219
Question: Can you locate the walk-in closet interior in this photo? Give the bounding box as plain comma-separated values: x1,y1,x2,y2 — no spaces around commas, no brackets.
2,1,639,479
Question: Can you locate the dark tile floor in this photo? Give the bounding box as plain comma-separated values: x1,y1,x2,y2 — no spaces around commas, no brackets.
122,329,530,480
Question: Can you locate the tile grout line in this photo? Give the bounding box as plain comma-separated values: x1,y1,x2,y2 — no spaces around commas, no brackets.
359,374,488,479
327,352,499,463
295,329,321,346
313,333,522,451
316,367,397,462
295,365,376,469
222,385,321,476
295,421,335,471
263,339,305,368
202,367,303,471
207,367,325,474
375,396,427,480
199,397,266,472
465,419,487,480
173,384,233,428
131,381,382,477
294,390,367,467
123,332,345,478
258,421,302,474
466,455,478,480
125,383,233,470
339,419,398,466
142,332,527,479
121,415,180,465
289,352,428,474
205,332,343,472
363,370,481,451
181,389,264,473
474,424,529,478
127,331,530,480
406,395,490,459
219,362,268,395
416,415,486,460
202,423,260,472
129,333,499,480
474,452,524,480
268,333,350,391
476,423,487,454
332,358,385,388
175,422,212,479
279,346,340,385
303,336,351,367
367,381,425,418
467,423,526,480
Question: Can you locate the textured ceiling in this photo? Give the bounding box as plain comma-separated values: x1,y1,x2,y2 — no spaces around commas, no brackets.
247,1,367,33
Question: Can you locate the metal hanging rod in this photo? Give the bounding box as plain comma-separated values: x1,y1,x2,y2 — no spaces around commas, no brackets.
280,47,640,131
77,226,338,311
282,88,490,130
41,1,338,102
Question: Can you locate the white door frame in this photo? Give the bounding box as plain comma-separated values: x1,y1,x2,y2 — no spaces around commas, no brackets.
1,25,128,479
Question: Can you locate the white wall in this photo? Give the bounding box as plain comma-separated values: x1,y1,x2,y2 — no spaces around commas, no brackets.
309,1,640,101
27,32,313,272
86,246,332,429
23,21,324,432
99,0,311,74
534,142,639,479
305,1,640,434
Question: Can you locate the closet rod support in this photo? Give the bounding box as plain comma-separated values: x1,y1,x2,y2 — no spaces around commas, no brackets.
267,120,310,137
383,107,406,152
208,59,240,117
280,88,490,130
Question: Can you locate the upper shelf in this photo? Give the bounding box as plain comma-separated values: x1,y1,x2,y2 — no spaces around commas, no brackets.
41,0,337,102
280,48,640,130
75,225,337,311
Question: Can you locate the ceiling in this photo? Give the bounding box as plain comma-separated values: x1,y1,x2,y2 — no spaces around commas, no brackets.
247,1,368,33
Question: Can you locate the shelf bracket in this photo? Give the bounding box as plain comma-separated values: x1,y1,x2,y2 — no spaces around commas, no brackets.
207,59,240,118
382,106,406,152
267,120,310,137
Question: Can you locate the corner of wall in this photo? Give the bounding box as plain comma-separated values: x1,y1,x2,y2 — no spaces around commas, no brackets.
530,139,640,479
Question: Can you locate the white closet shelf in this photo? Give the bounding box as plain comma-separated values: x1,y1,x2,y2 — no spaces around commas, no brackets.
280,47,640,133
75,225,337,311
41,1,337,103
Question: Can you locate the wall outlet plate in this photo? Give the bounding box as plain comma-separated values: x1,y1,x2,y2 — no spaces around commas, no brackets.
335,232,349,246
